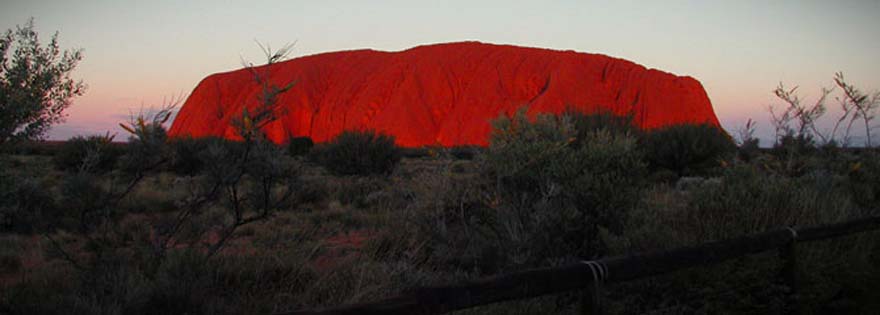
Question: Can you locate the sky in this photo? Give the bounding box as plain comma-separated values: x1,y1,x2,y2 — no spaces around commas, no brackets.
2,0,879,145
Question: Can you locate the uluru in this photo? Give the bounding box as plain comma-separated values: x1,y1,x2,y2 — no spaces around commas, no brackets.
168,41,721,147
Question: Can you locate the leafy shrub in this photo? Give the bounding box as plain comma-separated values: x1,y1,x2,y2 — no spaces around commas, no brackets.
53,134,121,173
479,109,646,267
643,123,735,176
287,136,314,157
0,19,86,145
312,130,401,176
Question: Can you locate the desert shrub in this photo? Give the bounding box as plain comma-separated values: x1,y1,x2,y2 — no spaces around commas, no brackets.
333,177,386,208
399,169,499,273
118,124,168,175
53,134,122,173
0,236,28,276
141,250,215,315
643,123,736,176
294,179,329,205
647,168,680,184
0,262,78,315
0,172,56,233
399,147,429,158
1,140,62,155
848,150,880,210
686,165,856,239
166,136,213,176
287,136,314,157
738,137,762,162
58,172,112,232
605,164,871,314
478,109,646,267
311,130,401,176
565,108,640,142
767,134,819,176
243,139,299,212
121,178,178,214
449,146,480,160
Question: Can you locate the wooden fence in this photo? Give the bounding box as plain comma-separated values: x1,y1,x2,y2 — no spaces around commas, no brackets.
281,215,880,315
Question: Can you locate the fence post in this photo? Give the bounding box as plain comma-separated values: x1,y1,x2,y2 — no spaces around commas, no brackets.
780,227,799,315
580,260,606,315
581,285,601,315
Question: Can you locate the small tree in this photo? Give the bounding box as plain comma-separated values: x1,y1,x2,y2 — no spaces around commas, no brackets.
770,73,879,147
834,72,879,147
0,18,85,145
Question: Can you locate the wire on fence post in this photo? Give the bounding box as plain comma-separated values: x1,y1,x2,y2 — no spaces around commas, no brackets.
781,226,800,315
580,260,608,315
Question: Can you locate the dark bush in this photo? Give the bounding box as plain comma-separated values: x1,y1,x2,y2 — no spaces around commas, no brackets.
58,172,111,233
603,163,869,313
287,136,314,157
311,130,401,176
53,134,122,173
769,134,818,176
143,250,214,315
687,165,856,239
737,137,762,162
295,180,329,205
0,173,56,233
166,137,212,175
333,177,385,208
565,108,640,143
399,147,429,158
118,124,168,175
848,150,880,210
449,146,480,160
1,140,62,156
643,123,736,176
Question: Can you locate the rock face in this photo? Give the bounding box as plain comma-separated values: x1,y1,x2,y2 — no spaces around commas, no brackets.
169,41,720,147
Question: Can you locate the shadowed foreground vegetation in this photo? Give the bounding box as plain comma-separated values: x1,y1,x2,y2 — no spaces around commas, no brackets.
1,109,879,315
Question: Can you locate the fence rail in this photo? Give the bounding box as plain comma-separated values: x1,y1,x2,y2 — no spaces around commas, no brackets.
281,215,880,315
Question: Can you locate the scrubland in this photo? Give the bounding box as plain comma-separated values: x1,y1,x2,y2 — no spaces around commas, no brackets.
1,110,879,315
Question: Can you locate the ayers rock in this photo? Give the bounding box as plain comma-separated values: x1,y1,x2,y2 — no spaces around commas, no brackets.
169,41,720,147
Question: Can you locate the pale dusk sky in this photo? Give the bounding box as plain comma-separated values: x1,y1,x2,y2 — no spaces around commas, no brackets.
2,0,879,144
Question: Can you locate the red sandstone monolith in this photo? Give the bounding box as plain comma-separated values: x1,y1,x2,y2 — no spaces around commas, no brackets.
169,41,720,147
